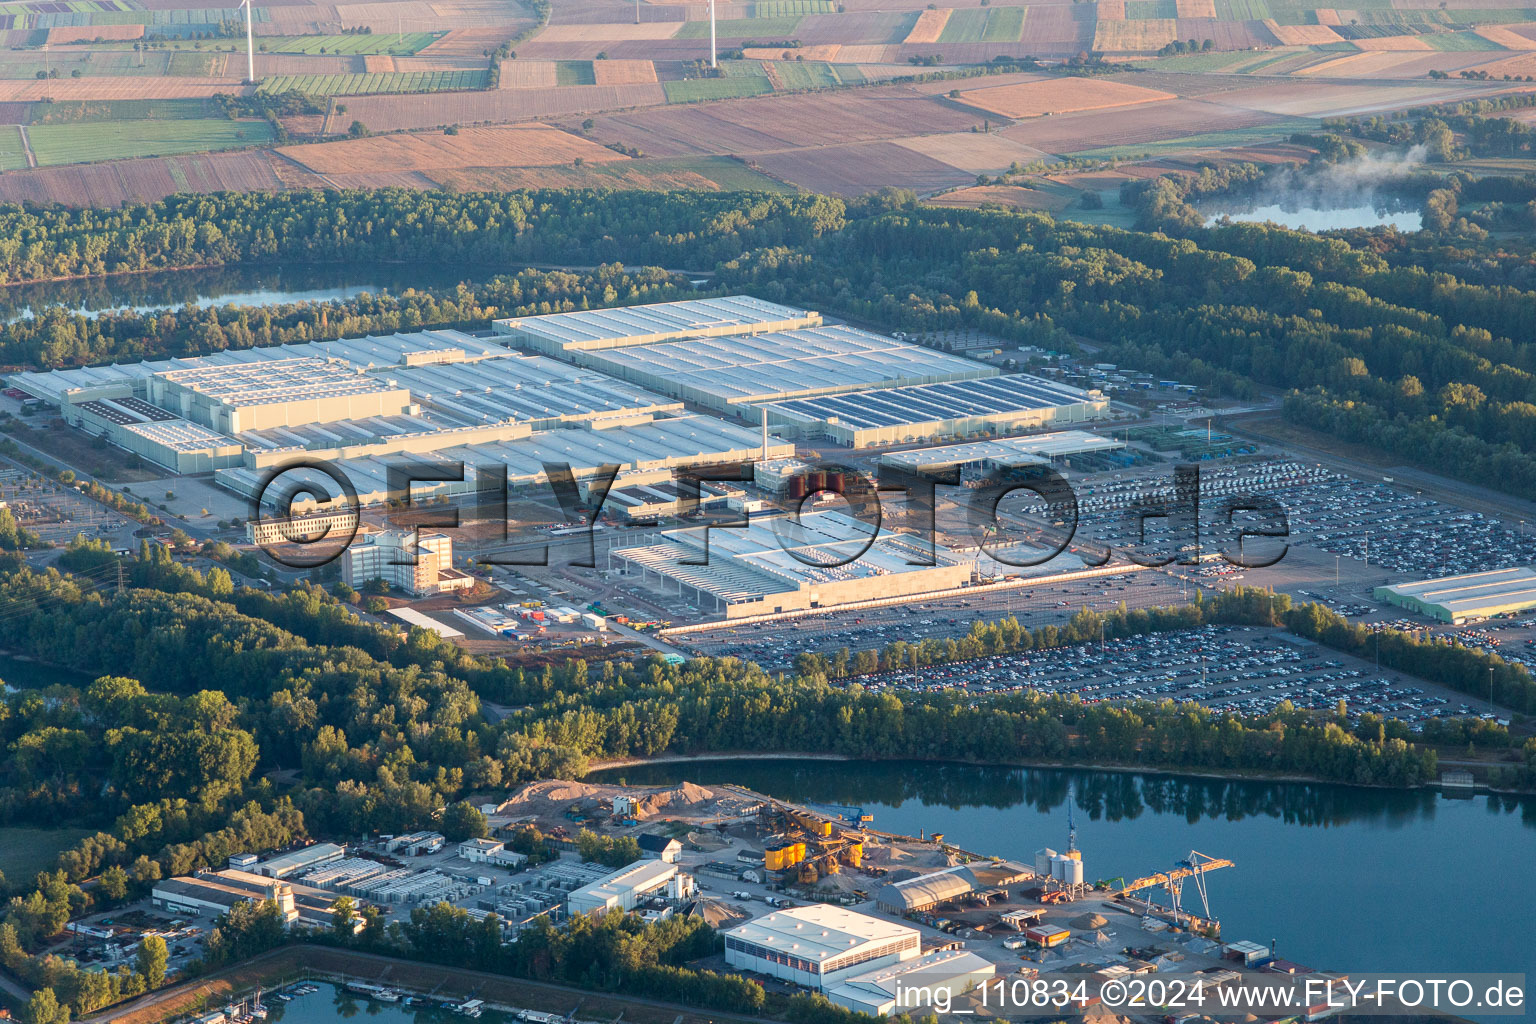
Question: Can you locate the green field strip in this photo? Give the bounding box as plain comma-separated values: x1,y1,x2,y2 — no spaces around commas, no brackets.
662,76,774,101
676,15,803,37
1067,117,1319,158
26,117,273,166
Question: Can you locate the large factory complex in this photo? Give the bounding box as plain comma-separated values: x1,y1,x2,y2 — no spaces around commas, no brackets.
10,296,1110,501
9,295,1123,617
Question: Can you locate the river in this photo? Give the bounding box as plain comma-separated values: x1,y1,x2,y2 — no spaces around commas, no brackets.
593,758,1536,983
0,262,487,323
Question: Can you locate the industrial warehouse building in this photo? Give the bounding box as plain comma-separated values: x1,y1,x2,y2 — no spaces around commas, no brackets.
218,414,793,511
146,357,412,433
608,510,972,619
723,905,921,989
765,375,1110,448
567,859,682,916
153,870,298,923
874,861,1034,914
1374,567,1536,623
879,431,1130,480
826,949,996,1015
531,324,997,416
495,295,821,351
498,298,994,416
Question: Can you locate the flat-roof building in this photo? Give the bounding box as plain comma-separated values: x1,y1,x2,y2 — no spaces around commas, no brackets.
609,510,972,620
766,375,1110,448
880,431,1128,479
529,323,996,416
826,949,996,1015
723,905,920,989
567,859,679,916
148,357,412,433
494,295,820,352
153,870,297,923
220,415,794,510
1375,566,1536,623
254,842,346,879
64,396,244,474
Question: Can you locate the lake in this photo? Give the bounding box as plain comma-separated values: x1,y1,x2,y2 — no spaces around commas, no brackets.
0,652,95,690
1201,196,1422,232
0,262,487,322
593,758,1536,983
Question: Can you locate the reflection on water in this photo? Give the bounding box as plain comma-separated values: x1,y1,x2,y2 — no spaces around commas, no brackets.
263,982,511,1023
0,263,485,322
1202,196,1422,232
595,758,1536,983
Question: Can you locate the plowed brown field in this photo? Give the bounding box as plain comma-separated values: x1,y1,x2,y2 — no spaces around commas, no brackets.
904,9,950,42
279,124,624,173
1265,21,1344,43
592,58,658,84
46,24,144,42
957,76,1175,117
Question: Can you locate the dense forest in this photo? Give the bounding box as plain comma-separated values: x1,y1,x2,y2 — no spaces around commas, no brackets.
6,557,1536,1017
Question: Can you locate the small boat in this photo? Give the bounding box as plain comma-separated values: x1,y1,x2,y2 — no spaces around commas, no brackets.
375,988,403,1003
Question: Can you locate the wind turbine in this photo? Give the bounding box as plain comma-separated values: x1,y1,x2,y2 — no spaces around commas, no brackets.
239,0,255,84
708,0,716,68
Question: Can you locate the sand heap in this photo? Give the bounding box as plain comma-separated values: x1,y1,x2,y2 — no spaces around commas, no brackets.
495,779,604,816
1072,912,1110,930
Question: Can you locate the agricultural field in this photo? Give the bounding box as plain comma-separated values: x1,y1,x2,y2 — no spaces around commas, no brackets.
280,125,624,173
0,0,1532,196
957,77,1176,118
26,117,274,165
259,70,489,94
751,0,835,15
662,75,774,102
256,32,445,54
0,125,25,170
675,15,804,38
936,6,1027,42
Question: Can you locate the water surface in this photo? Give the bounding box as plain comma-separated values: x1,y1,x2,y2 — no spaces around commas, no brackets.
595,758,1536,981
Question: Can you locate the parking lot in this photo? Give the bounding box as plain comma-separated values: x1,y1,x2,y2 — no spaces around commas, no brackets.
831,624,1505,727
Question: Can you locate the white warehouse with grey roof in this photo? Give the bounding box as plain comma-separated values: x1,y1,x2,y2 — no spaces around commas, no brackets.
765,374,1110,448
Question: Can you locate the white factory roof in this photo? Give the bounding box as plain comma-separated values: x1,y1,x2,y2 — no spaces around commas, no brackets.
880,431,1126,471
387,608,464,638
767,374,1100,429
257,842,345,877
569,859,677,903
120,417,241,453
724,905,919,962
385,354,679,426
219,414,793,502
826,949,995,1008
613,510,961,604
496,295,816,348
1378,566,1536,615
9,329,502,406
154,357,401,407
578,324,995,405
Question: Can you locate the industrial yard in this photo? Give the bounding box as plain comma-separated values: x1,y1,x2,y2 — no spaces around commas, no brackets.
7,294,1536,730
70,777,1310,1023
